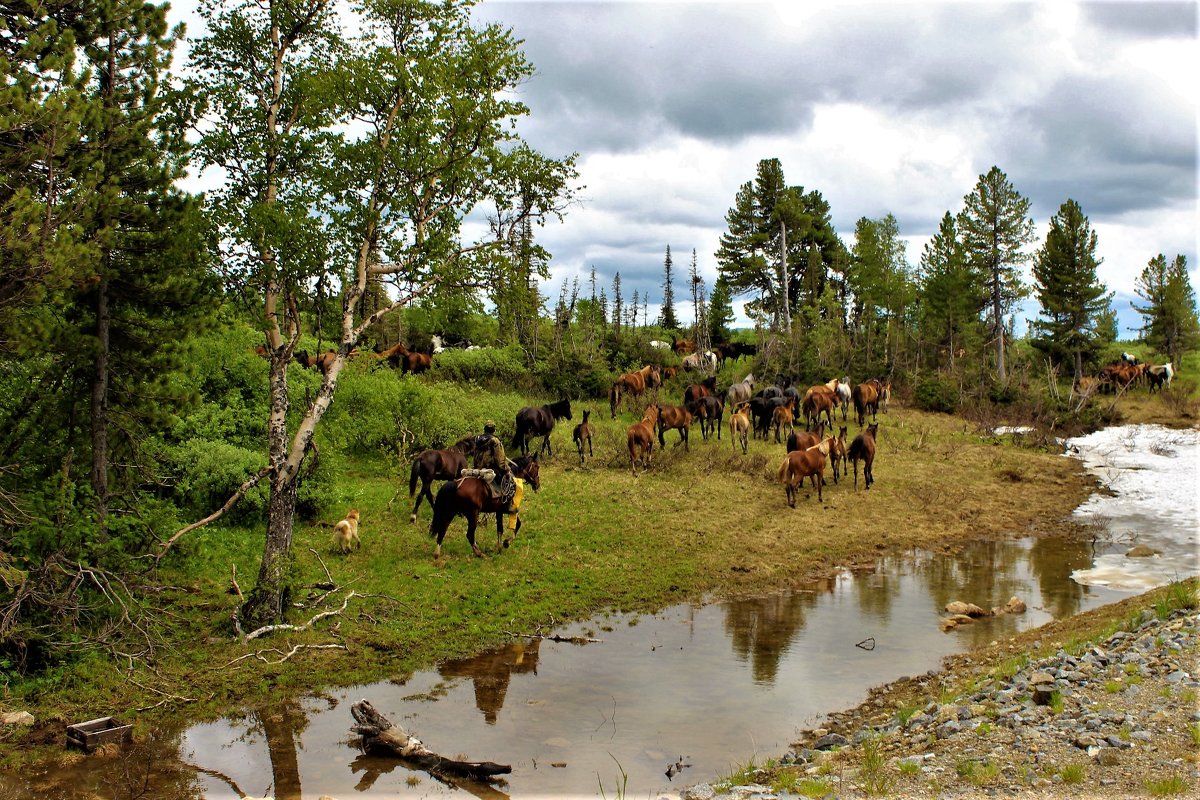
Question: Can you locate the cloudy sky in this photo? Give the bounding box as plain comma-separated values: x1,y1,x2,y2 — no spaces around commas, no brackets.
171,1,1198,337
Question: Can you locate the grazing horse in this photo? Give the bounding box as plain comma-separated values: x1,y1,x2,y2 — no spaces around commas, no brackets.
408,435,477,523
514,398,572,457
802,390,834,431
657,404,694,450
693,394,724,441
429,455,541,558
683,376,718,405
1147,363,1175,392
681,351,715,372
772,402,795,444
628,405,659,475
572,409,594,465
835,378,852,421
610,365,660,418
374,342,431,375
729,402,751,454
671,336,696,355
829,426,849,484
786,421,826,453
295,349,341,373
779,437,833,506
848,422,879,490
852,381,881,427
726,373,756,407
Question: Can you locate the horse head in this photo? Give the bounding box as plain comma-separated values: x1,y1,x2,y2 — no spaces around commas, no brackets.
515,455,541,491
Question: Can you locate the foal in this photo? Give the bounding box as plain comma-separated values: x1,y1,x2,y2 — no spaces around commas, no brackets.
778,438,832,506
772,403,795,444
848,422,879,490
729,402,751,454
627,406,659,475
572,409,594,465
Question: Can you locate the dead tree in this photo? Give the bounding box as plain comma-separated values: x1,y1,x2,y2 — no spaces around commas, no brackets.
350,700,511,781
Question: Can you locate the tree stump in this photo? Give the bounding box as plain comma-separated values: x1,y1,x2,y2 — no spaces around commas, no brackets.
349,700,511,781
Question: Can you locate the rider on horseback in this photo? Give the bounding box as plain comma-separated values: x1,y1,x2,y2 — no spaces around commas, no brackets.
474,421,516,507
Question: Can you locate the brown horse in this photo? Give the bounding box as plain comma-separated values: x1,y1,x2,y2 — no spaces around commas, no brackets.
829,426,849,484
295,349,340,373
772,403,795,443
683,375,718,405
429,455,541,558
671,336,695,355
786,421,826,452
779,437,833,506
374,342,431,375
729,402,751,454
408,435,477,523
657,404,694,450
609,365,661,418
572,409,593,465
852,381,881,427
848,422,879,490
514,398,573,457
628,405,659,475
802,390,834,431
691,394,724,441
661,366,678,382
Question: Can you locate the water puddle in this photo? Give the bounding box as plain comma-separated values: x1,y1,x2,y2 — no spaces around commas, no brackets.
6,424,1194,799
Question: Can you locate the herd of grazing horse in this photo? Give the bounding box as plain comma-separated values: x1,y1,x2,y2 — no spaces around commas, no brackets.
1084,352,1175,396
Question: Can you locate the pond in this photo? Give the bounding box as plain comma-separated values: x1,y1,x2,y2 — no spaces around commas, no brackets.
5,424,1195,799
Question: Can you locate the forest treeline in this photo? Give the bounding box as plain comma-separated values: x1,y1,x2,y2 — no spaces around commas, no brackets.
1,0,1197,680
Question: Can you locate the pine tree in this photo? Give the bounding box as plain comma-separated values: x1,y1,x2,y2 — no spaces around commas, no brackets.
1134,254,1200,365
708,278,735,345
611,272,623,334
917,212,985,367
1030,199,1110,379
659,245,679,329
958,166,1035,382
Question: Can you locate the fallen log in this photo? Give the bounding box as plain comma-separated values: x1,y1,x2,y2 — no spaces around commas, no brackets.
350,700,511,781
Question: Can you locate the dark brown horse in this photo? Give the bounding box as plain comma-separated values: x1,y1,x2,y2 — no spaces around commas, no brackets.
572,409,593,465
656,404,693,450
683,375,718,405
628,405,659,475
786,421,826,453
848,422,879,490
374,342,432,375
429,455,541,558
609,365,660,418
408,435,476,522
779,437,832,506
513,398,572,456
690,394,724,441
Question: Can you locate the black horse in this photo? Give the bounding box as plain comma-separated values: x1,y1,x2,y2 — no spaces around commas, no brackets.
429,455,541,558
408,435,476,523
512,398,572,457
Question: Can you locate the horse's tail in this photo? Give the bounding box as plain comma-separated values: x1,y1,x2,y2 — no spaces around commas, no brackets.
409,459,420,497
777,456,792,485
429,483,455,540
609,382,620,417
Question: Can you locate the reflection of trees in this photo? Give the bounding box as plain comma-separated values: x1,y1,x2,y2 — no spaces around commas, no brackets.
254,700,308,800
852,558,899,623
439,639,541,724
918,541,1025,614
1027,536,1091,619
722,590,819,685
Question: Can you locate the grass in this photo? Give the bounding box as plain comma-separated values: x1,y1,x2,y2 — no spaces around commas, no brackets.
1145,775,1192,796
1189,723,1200,748
1058,763,1087,785
796,777,834,797
1048,689,1065,714
898,760,922,776
858,733,892,796
955,759,1000,786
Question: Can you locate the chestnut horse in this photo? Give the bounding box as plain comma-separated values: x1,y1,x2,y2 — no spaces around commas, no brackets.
802,390,834,431
627,405,659,475
657,404,694,450
772,403,795,443
572,409,594,465
408,435,477,522
852,381,882,427
829,426,849,484
374,342,431,375
609,365,661,418
779,437,833,506
729,402,751,454
683,375,718,405
786,421,826,453
429,455,541,558
848,422,879,490
514,398,573,457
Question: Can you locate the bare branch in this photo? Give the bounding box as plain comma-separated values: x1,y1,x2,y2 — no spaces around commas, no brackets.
153,466,272,566
242,590,360,641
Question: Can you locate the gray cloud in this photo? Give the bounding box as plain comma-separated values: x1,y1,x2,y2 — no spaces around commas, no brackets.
1082,1,1197,39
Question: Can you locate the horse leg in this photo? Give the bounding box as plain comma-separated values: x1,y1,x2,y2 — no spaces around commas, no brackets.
466,511,483,558
853,457,860,490
411,480,431,523
587,436,593,458
496,512,505,553
865,455,874,490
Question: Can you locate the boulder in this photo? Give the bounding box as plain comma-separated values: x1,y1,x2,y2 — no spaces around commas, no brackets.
1125,545,1161,558
0,711,34,726
945,601,989,617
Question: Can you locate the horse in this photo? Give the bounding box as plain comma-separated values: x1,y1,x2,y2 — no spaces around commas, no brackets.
848,422,879,490
835,378,852,421
649,340,671,350
829,426,849,484
408,435,477,522
772,402,795,444
681,351,714,372
628,405,659,475
802,390,834,431
657,404,693,450
430,334,446,354
662,366,678,381
683,376,718,405
429,455,541,558
786,421,826,453
374,342,431,375
852,381,881,427
572,409,593,465
726,374,756,407
750,395,787,440
609,365,660,418
729,402,751,454
802,378,839,404
1121,351,1140,366
671,336,696,355
877,381,892,414
1147,363,1175,392
295,349,339,373
693,394,724,441
513,398,573,457
779,437,833,506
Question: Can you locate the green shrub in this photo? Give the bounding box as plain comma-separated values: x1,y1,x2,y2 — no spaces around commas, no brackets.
429,346,532,390
536,351,614,400
914,373,959,414
168,438,269,523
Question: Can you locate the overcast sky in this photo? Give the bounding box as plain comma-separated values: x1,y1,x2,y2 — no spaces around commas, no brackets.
171,1,1198,337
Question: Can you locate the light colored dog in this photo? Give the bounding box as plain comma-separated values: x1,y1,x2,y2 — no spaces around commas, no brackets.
333,510,360,553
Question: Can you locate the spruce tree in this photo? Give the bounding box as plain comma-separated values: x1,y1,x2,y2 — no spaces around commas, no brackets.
1134,254,1200,365
659,245,678,329
917,212,985,367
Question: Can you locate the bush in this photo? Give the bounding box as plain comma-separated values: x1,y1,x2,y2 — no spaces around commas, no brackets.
429,346,532,390
167,438,269,523
536,352,614,400
914,373,959,414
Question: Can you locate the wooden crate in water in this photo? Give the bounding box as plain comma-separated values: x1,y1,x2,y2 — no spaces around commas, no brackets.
66,716,133,752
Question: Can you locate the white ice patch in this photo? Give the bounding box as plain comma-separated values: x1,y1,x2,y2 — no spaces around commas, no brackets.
1064,425,1200,591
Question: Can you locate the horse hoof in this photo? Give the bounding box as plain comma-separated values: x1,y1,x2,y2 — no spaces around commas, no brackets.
409,514,416,523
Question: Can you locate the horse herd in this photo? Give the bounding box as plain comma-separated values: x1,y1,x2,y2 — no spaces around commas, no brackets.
405,369,892,557
1082,353,1176,395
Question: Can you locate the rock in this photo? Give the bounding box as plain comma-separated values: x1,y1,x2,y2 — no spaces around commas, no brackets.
0,711,34,726
1095,749,1122,767
683,784,716,800
1028,671,1055,686
1166,670,1189,684
813,732,849,750
1032,685,1057,706
1125,545,1161,558
946,601,989,617
1131,730,1153,742
727,784,771,799
936,720,962,739
1074,734,1099,749
1004,596,1026,614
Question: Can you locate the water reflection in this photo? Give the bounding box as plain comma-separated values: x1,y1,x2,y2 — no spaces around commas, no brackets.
723,589,818,684
439,640,542,724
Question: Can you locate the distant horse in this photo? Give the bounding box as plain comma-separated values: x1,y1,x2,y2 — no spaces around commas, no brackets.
729,402,751,454
514,398,573,457
662,366,678,382
572,409,594,465
726,374,756,407
692,395,724,441
1147,363,1175,392
610,365,660,418
671,336,696,355
852,381,882,427
835,378,852,421
628,405,659,475
786,421,826,453
683,376,718,405
802,390,834,431
649,340,671,350
779,437,833,506
878,381,892,413
429,455,541,558
829,426,849,484
657,404,694,450
681,351,715,372
772,403,795,444
295,349,340,373
408,435,477,522
848,422,879,490
1121,351,1140,366
802,378,839,404
374,342,431,375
